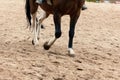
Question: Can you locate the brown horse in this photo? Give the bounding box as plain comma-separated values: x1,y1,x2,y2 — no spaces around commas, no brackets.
25,0,85,56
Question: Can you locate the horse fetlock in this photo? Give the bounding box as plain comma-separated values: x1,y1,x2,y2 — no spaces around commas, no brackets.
55,32,62,38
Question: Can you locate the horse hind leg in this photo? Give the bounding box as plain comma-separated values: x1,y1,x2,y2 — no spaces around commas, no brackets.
36,10,49,40
32,9,49,46
32,12,39,46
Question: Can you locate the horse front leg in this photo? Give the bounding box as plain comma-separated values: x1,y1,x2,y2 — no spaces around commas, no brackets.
68,11,80,57
44,12,61,50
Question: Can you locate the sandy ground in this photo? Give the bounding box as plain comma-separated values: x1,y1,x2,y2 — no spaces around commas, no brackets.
0,0,120,80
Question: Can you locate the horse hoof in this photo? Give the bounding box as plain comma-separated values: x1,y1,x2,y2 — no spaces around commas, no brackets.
37,37,40,40
32,40,35,45
69,53,75,57
41,24,45,29
32,40,39,46
43,41,50,50
68,48,75,57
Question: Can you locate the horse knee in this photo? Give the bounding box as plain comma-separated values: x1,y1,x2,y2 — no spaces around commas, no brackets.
55,32,62,38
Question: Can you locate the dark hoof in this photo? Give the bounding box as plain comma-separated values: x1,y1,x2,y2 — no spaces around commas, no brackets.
41,24,45,29
32,40,35,45
43,42,50,50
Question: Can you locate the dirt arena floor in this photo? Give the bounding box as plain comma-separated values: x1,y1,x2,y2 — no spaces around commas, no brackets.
0,0,120,80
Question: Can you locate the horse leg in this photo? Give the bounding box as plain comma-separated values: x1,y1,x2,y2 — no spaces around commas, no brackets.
36,10,49,40
32,12,39,45
68,11,80,57
44,12,61,50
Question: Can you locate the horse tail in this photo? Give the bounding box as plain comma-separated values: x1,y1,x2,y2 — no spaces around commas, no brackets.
25,0,31,26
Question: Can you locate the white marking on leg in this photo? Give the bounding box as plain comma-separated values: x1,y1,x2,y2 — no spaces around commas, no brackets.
36,23,41,39
38,9,47,21
32,13,39,45
68,48,75,57
36,10,47,40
